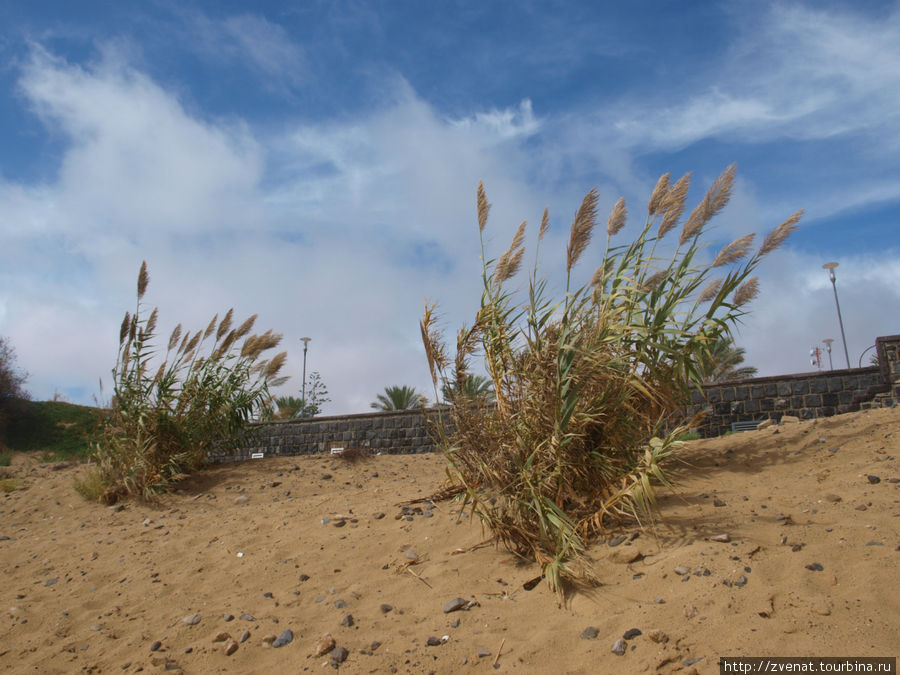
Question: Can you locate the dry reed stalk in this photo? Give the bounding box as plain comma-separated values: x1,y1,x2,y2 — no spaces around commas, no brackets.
648,173,671,216
733,277,759,306
496,220,527,283
539,207,550,241
119,313,131,345
657,172,691,238
203,314,218,340
680,164,736,245
216,309,234,341
759,210,804,256
607,197,627,236
477,181,490,232
168,324,182,352
713,233,755,267
137,261,149,299
698,278,724,302
566,188,599,273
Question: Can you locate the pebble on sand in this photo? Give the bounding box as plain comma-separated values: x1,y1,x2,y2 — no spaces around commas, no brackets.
611,638,627,655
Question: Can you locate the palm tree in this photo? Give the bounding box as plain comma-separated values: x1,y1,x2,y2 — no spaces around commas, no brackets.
696,335,758,383
272,395,304,419
442,374,495,404
371,385,427,411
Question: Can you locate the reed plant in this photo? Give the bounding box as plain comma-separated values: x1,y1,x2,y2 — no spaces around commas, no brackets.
90,262,288,502
421,165,801,592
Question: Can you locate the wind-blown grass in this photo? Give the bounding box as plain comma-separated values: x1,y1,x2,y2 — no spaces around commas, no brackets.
422,166,801,592
89,262,288,503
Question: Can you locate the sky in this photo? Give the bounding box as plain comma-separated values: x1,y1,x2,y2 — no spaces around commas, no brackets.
1,0,899,414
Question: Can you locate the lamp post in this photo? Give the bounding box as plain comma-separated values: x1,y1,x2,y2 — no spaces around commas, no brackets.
822,262,850,369
822,339,834,371
300,337,311,416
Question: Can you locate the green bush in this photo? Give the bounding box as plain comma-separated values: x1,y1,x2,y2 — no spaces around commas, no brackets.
421,166,801,592
91,262,288,502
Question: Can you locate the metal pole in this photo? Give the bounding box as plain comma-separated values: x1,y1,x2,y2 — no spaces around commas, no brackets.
822,263,850,369
300,337,311,416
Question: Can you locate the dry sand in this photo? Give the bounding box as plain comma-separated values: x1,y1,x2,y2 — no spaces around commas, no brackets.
1,406,897,674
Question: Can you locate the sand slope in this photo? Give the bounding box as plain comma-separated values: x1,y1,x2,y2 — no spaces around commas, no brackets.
1,406,897,674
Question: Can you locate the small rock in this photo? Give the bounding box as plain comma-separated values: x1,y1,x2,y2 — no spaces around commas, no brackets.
623,628,642,640
223,613,234,622
334,599,346,609
321,473,332,480
611,638,626,655
314,633,336,657
824,494,842,502
224,639,238,656
212,632,230,643
380,604,393,613
867,475,881,484
805,562,824,571
713,498,726,507
182,613,201,626
608,547,644,564
272,629,293,647
477,648,492,658
240,613,255,621
684,604,698,618
780,415,800,424
330,646,349,664
262,634,276,645
373,512,385,520
234,496,250,505
108,504,125,513
673,565,690,576
608,535,627,547
44,578,58,587
299,574,310,582
239,630,250,643
426,636,442,646
646,629,668,644
580,626,599,640
405,550,419,561
709,533,731,543
150,640,162,652
443,597,468,613
340,614,354,627
855,504,868,511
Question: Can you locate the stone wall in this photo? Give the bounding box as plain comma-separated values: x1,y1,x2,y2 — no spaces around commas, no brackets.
689,334,900,436
210,407,449,463
211,335,900,460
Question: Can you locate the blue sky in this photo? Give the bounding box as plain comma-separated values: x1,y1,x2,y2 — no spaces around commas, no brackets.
1,0,899,413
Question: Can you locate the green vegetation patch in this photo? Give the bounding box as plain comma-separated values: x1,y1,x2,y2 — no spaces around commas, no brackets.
5,400,102,461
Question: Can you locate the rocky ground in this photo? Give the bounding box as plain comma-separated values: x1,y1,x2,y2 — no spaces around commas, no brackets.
1,406,897,674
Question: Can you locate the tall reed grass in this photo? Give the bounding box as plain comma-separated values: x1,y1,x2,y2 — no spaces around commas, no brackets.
421,165,801,592
90,262,287,502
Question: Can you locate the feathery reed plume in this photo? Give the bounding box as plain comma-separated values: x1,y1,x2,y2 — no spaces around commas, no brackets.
233,314,257,341
758,210,803,256
538,207,550,241
241,335,258,359
713,233,755,267
648,173,671,216
119,312,131,345
167,324,182,352
680,164,736,245
203,314,218,340
734,277,759,306
128,315,138,344
264,351,287,379
152,362,166,387
658,172,691,238
477,181,491,233
242,330,282,360
566,188,599,273
642,269,667,292
496,220,527,284
178,330,192,354
421,303,449,384
137,261,149,300
146,307,159,336
184,332,201,354
698,277,724,302
607,197,627,236
216,309,234,341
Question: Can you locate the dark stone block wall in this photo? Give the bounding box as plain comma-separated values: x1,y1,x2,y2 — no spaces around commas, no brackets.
687,334,900,437
209,407,452,463
209,335,900,460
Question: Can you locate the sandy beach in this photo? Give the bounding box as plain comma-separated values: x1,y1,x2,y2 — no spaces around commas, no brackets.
1,406,897,674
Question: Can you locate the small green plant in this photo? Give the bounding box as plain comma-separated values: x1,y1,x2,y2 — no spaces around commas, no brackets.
422,166,801,592
0,450,11,467
0,477,20,493
73,467,105,502
91,262,289,502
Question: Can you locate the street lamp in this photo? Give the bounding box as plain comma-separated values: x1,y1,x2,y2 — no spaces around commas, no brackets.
300,337,311,416
822,262,850,369
822,338,834,371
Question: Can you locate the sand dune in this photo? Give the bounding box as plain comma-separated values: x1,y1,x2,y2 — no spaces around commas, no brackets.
1,406,897,673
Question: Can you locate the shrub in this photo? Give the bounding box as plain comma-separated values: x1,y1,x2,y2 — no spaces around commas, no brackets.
0,335,29,447
421,166,801,592
91,262,288,502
